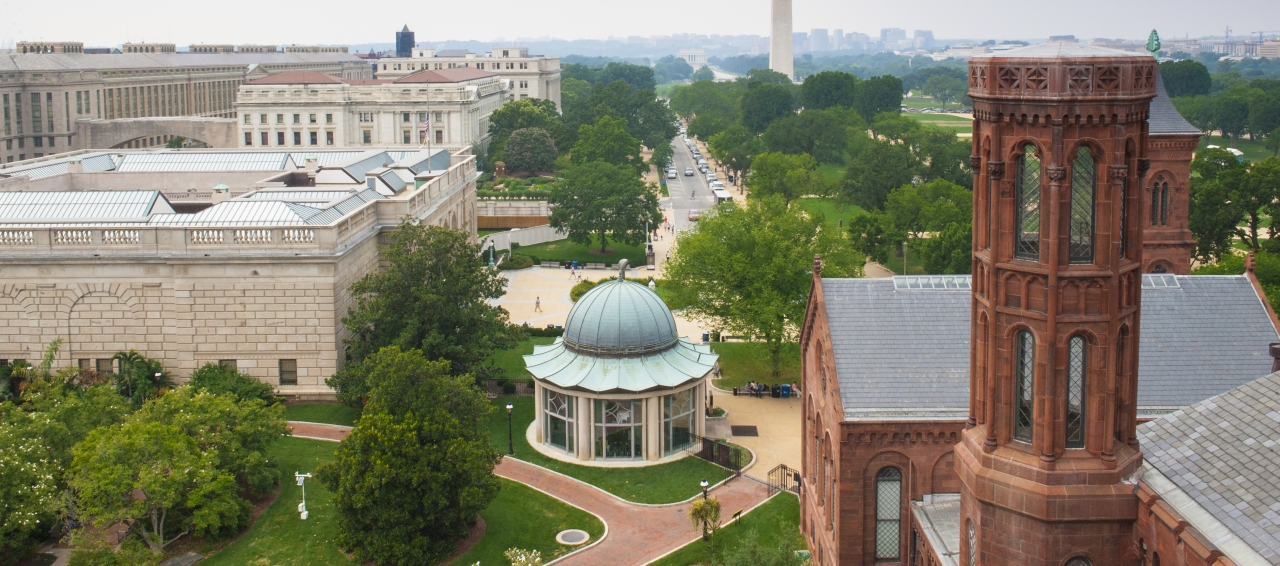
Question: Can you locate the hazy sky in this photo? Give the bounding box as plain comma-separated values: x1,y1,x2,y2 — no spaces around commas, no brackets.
4,0,1278,47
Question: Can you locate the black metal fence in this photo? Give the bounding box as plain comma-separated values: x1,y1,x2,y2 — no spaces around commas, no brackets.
690,434,750,472
766,464,802,496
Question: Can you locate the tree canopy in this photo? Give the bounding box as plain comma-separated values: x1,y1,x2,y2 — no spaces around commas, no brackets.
849,179,972,274
746,152,829,205
318,347,501,566
741,83,797,134
854,75,904,123
802,71,859,110
763,108,859,164
1161,60,1212,98
665,196,863,377
840,138,919,210
569,115,646,174
503,127,558,174
654,55,694,84
691,66,715,82
548,161,662,253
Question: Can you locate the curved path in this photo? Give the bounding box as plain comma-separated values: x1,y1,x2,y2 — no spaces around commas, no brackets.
286,421,772,565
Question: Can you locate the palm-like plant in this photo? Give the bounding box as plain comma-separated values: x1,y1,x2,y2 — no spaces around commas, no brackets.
689,497,722,541
110,350,172,404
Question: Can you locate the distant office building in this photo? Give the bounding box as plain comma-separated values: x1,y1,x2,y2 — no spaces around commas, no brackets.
793,32,809,52
769,0,794,78
190,45,236,54
237,45,280,54
1047,35,1078,43
235,67,510,151
832,29,844,51
811,29,830,51
123,43,176,54
374,46,561,110
1261,40,1280,58
283,46,348,54
914,30,935,50
395,25,414,58
17,42,84,54
880,28,907,44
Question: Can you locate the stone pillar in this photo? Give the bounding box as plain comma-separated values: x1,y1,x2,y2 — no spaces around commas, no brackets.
576,395,592,461
695,381,706,437
533,382,544,444
647,396,663,460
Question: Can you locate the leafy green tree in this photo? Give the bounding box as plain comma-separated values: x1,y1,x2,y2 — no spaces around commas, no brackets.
882,179,971,238
330,221,519,405
109,350,172,406
747,152,828,205
596,62,657,92
318,347,501,566
688,114,728,140
1267,126,1280,157
486,99,569,164
691,65,715,82
665,196,863,377
870,111,922,141
708,125,764,183
916,222,972,274
187,363,277,405
649,140,674,170
653,55,695,84
848,213,900,265
1248,91,1280,142
763,109,850,164
907,126,973,188
741,83,796,134
849,179,971,274
1160,60,1213,97
0,421,61,559
1172,95,1215,133
841,139,919,210
802,71,859,110
1189,175,1239,263
745,68,794,86
720,536,810,566
549,161,662,253
854,75,904,124
570,115,646,174
1216,91,1253,143
669,80,741,122
71,421,239,554
503,128,558,174
164,137,185,149
923,75,966,109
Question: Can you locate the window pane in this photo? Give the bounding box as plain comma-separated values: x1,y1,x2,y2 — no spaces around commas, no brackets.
1015,331,1035,442
1120,178,1129,258
1069,147,1095,262
1066,337,1086,448
876,521,901,558
1016,146,1041,260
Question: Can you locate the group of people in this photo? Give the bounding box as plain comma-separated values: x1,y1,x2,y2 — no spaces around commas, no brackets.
742,381,801,398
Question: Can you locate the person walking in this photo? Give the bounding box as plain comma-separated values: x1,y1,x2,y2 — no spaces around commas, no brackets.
534,297,542,312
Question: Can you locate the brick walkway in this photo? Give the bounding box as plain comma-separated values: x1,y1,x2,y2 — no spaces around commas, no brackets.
287,421,772,565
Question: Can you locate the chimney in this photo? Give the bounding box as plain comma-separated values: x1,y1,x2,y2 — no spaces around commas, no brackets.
67,157,83,174
211,183,230,204
1270,343,1280,373
303,155,319,172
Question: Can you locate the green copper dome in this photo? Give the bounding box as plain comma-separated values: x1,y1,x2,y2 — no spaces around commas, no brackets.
563,277,678,356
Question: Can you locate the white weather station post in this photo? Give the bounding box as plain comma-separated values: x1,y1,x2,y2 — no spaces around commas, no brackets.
295,472,313,520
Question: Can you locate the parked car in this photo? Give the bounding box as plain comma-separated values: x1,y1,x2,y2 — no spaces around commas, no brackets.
688,210,701,221
684,167,695,176
710,181,725,190
666,170,678,179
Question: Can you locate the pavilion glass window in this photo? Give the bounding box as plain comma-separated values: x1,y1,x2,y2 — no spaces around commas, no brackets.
1069,147,1096,263
1066,336,1087,448
875,467,903,560
543,389,575,453
1016,145,1042,260
594,399,643,459
1014,330,1035,442
663,387,696,455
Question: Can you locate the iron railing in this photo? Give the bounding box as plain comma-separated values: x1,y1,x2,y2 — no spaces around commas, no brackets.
690,433,749,472
766,464,802,496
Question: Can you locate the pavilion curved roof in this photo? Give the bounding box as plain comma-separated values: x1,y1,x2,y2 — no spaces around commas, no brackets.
524,337,717,394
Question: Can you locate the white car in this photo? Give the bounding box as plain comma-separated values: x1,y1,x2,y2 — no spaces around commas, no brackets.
666,170,677,179
710,181,725,190
684,167,695,176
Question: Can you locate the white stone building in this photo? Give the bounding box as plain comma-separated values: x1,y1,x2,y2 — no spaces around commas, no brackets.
0,147,477,398
234,68,510,153
374,47,560,110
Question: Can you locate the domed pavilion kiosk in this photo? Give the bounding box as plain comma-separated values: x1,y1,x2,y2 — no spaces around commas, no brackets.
524,262,718,463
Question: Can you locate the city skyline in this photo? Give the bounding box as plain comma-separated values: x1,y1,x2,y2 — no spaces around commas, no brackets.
3,0,1276,50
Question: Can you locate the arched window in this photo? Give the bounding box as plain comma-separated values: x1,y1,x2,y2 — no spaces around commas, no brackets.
1015,330,1035,442
1120,176,1129,258
1016,145,1042,260
875,467,903,560
1160,180,1170,226
1150,177,1161,226
1066,336,1087,448
1153,552,1161,566
1069,147,1096,262
1065,558,1092,566
819,442,827,504
967,520,976,566
1139,539,1148,566
819,341,828,392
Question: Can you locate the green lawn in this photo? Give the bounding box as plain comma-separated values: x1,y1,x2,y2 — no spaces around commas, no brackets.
815,164,846,184
649,492,807,566
485,337,556,380
904,112,974,134
1199,134,1276,164
200,437,354,566
881,249,928,275
283,404,361,427
489,397,733,504
515,236,647,267
448,478,605,566
710,342,801,389
795,197,867,227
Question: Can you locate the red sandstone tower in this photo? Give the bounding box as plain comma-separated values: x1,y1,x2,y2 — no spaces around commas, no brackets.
960,43,1156,566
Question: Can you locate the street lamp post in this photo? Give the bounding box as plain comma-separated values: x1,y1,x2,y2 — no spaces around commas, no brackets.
700,478,709,500
506,404,515,455
295,472,312,520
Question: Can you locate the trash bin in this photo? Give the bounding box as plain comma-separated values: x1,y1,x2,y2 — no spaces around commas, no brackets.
771,384,781,398
781,383,791,398
732,386,739,396
572,260,578,270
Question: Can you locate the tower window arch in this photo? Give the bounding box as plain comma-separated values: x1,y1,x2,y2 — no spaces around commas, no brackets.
1151,175,1170,226
1066,336,1087,448
1014,330,1035,442
1066,558,1092,566
1069,147,1096,263
1161,179,1170,226
875,467,903,560
1016,145,1042,260
967,519,976,566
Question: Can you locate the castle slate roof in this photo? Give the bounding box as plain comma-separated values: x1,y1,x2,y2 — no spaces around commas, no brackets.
1151,68,1204,136
1137,371,1280,564
822,275,1279,420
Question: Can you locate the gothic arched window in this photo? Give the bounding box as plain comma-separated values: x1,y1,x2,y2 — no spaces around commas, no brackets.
1160,180,1170,226
875,467,903,560
1150,177,1161,226
1015,330,1035,442
1069,147,1096,262
1066,336,1087,448
1066,558,1092,566
1016,145,1042,260
967,520,976,566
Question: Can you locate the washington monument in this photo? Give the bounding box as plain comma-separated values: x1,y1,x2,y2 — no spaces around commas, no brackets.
770,0,794,79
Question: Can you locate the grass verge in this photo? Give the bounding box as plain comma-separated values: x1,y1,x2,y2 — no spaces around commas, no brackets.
710,342,801,390
649,492,807,566
1199,134,1276,164
448,478,605,565
515,236,646,267
903,112,974,134
881,250,928,275
484,337,557,379
795,197,866,228
199,437,353,566
283,404,361,427
489,397,732,504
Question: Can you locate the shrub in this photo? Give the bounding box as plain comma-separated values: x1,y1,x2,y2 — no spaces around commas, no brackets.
502,381,517,395
187,363,279,405
524,325,565,337
499,253,534,270
570,279,599,302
